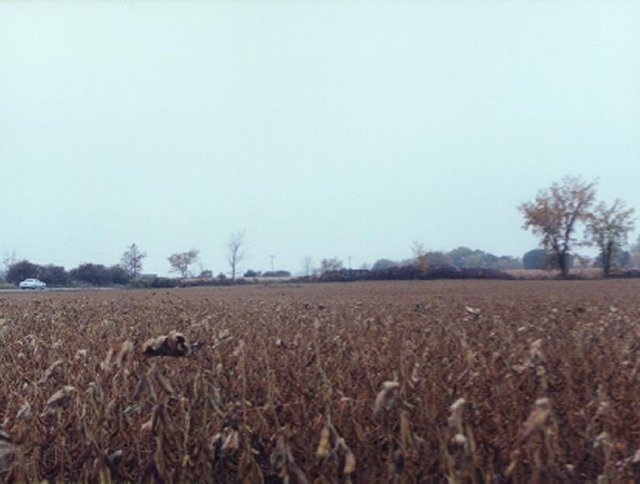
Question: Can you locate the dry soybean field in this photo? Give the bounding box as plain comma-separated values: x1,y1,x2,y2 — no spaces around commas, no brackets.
1,280,639,482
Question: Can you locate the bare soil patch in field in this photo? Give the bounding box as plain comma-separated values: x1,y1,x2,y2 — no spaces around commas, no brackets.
1,280,639,481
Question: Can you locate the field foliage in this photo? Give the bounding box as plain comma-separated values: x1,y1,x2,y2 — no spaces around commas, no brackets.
0,281,639,482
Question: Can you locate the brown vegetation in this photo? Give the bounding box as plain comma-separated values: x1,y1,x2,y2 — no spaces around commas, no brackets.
505,268,604,280
0,280,639,481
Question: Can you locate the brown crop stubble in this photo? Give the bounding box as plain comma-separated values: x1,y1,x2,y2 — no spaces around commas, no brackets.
0,280,639,482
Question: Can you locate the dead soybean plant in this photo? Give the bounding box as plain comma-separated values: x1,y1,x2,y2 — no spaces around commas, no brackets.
1,282,640,481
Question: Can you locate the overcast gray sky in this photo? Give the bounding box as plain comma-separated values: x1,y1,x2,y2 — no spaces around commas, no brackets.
1,1,639,276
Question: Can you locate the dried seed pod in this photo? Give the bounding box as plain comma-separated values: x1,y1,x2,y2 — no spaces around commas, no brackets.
232,340,245,357
448,398,466,431
86,381,102,403
221,428,239,453
116,341,134,368
101,348,114,372
151,403,166,434
140,418,153,436
107,450,123,466
16,401,31,420
38,359,64,384
210,432,223,462
593,432,610,449
517,397,551,444
122,404,141,420
373,381,400,416
393,449,405,474
410,364,420,384
0,430,14,475
465,306,481,318
270,436,288,474
152,367,175,395
529,339,545,363
316,426,330,458
453,433,467,444
41,385,76,416
343,448,356,475
132,375,149,400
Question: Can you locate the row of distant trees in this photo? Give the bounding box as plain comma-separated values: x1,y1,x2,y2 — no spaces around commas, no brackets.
0,243,149,287
361,176,637,278
3,260,132,287
519,176,636,277
166,231,247,279
521,246,638,271
300,248,522,278
2,179,637,285
316,238,640,278
0,230,251,287
364,247,522,274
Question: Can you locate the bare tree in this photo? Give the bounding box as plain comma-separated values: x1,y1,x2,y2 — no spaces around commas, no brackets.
631,235,640,268
320,257,343,274
1,251,17,279
585,199,635,277
226,231,246,280
302,256,313,276
121,243,147,277
168,249,199,278
411,241,428,270
519,176,597,278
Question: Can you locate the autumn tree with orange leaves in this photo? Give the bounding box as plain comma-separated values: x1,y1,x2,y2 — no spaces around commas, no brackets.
519,176,597,278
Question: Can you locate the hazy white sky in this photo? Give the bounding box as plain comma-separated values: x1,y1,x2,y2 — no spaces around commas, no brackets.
1,1,639,276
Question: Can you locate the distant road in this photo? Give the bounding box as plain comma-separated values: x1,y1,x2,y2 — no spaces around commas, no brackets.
0,287,114,293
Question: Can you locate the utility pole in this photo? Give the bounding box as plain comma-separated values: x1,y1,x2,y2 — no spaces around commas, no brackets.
269,255,275,272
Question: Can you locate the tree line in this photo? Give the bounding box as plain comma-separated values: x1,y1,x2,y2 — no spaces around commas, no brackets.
358,176,637,279
1,244,147,287
1,177,638,286
165,231,247,279
519,176,636,278
0,230,253,288
366,247,523,274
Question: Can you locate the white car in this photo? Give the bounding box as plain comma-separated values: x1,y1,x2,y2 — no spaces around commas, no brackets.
19,278,47,290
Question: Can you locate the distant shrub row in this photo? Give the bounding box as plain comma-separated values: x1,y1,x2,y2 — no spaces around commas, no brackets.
128,276,250,289
609,269,640,279
5,261,131,287
308,265,514,283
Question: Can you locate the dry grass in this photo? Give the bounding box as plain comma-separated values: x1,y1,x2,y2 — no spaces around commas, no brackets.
505,268,603,279
0,280,639,482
